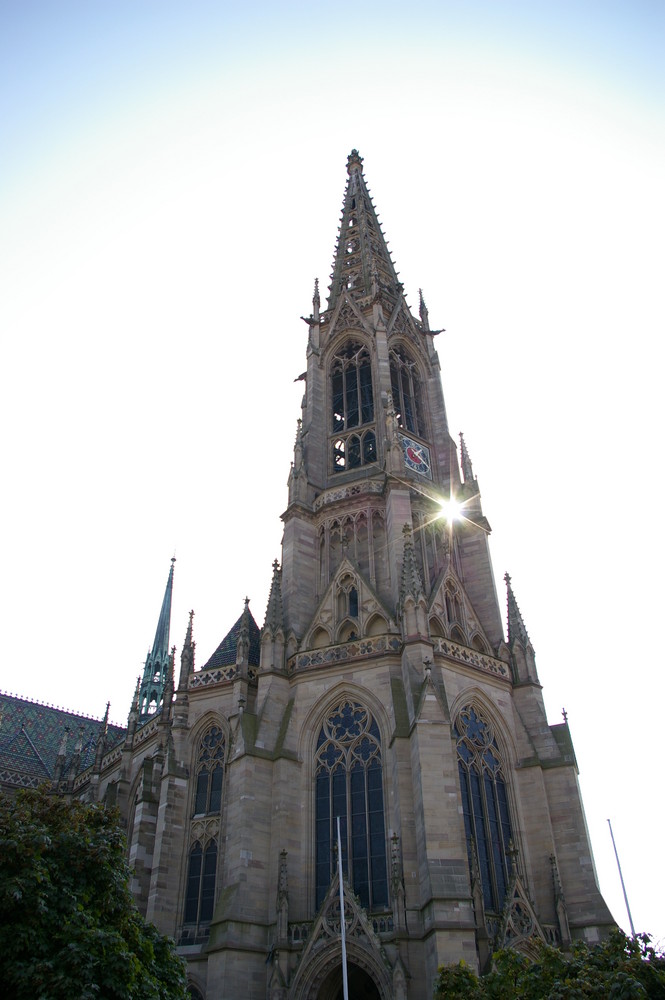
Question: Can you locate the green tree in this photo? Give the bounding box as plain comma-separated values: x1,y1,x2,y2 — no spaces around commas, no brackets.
0,787,188,1000
435,932,665,1000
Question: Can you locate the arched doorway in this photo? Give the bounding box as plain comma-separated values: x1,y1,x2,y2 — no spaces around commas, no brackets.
316,961,382,1000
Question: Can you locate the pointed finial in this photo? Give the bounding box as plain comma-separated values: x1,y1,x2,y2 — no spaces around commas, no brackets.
313,277,320,321
504,573,530,647
562,707,568,723
419,288,430,331
459,432,475,483
264,559,284,632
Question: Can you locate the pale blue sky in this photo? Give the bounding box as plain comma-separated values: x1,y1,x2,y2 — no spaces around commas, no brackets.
1,0,664,947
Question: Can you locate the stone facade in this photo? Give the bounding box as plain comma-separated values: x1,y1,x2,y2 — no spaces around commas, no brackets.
0,151,613,999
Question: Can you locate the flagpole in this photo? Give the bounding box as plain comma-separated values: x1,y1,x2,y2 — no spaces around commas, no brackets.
607,818,636,936
337,816,349,1000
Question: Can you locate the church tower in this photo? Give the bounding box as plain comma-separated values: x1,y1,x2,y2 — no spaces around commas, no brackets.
194,151,613,999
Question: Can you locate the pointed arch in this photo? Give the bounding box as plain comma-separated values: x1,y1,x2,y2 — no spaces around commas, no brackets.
311,625,332,649
471,632,490,654
450,624,467,645
314,698,389,911
451,698,516,915
429,615,446,638
366,612,388,636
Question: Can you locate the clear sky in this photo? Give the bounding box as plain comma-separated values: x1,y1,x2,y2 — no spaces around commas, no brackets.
1,0,664,948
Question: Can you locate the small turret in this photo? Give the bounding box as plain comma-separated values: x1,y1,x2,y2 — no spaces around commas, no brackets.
178,610,195,690
312,277,320,322
94,701,110,771
459,432,475,484
418,288,430,332
504,573,538,683
261,559,286,674
236,597,251,674
174,613,195,729
264,560,284,634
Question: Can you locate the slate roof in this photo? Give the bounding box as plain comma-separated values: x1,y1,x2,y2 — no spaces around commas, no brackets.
0,693,126,788
201,608,261,671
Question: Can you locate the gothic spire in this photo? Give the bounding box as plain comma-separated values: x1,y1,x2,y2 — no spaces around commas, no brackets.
327,150,402,313
151,557,175,662
139,558,176,720
504,573,530,648
264,560,284,633
459,432,475,484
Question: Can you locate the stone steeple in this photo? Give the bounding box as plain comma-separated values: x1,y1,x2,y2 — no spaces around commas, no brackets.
138,558,175,719
327,149,402,313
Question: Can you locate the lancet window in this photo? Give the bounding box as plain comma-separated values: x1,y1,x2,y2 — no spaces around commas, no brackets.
390,348,424,437
183,725,225,932
330,341,376,473
315,700,388,911
454,706,513,913
193,724,225,815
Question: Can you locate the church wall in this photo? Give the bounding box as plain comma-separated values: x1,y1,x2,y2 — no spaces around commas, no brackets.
543,765,613,938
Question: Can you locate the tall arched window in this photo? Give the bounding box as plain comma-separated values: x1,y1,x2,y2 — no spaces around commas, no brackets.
390,348,424,437
331,342,374,431
454,705,513,913
193,725,225,815
184,840,218,924
315,700,388,911
183,725,225,932
330,342,377,473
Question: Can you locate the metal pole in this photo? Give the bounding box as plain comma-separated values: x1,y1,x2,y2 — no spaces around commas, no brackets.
607,818,636,936
337,816,349,1000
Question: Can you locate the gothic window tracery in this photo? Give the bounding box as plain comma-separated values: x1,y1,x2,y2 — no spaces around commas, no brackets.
454,705,513,913
330,341,376,473
183,725,225,932
315,700,388,911
390,348,424,438
193,725,225,816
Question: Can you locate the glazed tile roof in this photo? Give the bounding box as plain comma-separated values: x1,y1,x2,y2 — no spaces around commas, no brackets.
202,608,261,671
0,693,126,789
